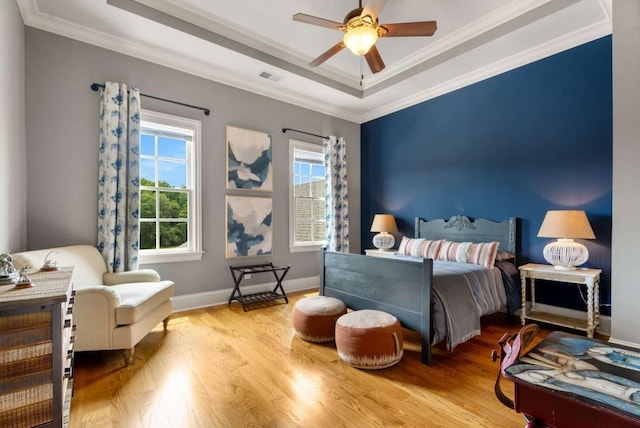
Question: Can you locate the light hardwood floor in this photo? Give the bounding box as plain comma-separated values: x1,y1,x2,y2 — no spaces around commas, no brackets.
69,291,549,428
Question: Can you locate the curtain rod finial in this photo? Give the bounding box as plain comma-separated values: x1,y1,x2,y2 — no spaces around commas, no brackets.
90,83,101,91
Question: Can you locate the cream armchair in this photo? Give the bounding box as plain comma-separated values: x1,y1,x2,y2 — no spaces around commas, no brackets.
13,245,174,366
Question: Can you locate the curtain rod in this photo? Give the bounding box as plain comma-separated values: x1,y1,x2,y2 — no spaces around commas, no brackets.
282,127,329,140
90,83,211,116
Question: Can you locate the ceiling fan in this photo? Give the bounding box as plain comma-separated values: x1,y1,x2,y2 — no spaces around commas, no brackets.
293,0,437,74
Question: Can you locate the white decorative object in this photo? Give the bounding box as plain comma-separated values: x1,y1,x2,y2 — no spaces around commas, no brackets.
370,214,398,250
537,210,595,270
343,17,378,55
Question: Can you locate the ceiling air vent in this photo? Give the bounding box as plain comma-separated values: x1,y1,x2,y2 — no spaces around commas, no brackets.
258,71,282,82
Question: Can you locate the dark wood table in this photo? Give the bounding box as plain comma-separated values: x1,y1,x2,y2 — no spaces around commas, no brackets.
504,331,640,427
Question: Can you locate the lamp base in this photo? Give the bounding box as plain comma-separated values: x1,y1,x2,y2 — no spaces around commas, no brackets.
372,232,395,250
543,239,589,270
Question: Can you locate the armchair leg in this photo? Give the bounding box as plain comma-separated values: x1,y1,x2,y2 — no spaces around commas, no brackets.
163,316,170,331
123,348,135,366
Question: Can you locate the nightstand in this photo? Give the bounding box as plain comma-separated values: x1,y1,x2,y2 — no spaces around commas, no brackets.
518,263,601,338
364,249,398,258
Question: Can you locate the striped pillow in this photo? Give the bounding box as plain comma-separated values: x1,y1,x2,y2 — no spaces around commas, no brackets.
437,240,499,269
397,237,443,259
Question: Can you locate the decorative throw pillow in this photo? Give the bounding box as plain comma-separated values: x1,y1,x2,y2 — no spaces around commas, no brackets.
397,237,443,259
495,248,516,261
437,240,499,269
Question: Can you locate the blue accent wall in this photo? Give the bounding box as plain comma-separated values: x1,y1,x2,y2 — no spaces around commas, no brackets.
361,36,612,315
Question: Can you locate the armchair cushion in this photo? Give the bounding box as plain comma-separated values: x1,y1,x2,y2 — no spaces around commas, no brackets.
104,269,161,285
114,280,175,325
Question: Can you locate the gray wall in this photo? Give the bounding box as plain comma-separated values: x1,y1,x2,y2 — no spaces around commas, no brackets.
25,28,360,297
0,1,27,254
611,1,640,344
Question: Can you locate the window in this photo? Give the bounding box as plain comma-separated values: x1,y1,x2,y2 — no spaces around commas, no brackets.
138,110,203,263
289,139,326,252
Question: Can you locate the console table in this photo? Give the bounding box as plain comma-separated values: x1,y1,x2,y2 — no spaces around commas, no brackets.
228,263,290,311
519,263,601,338
0,268,75,427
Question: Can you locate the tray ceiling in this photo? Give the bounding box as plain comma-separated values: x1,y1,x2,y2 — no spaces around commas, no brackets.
17,0,612,123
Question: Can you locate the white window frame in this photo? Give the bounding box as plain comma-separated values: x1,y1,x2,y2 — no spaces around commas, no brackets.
138,109,203,264
289,139,326,253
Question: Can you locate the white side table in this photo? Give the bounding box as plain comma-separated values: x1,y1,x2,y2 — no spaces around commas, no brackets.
364,249,398,258
518,263,601,338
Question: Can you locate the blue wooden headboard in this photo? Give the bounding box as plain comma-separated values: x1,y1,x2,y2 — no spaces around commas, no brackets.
415,215,517,257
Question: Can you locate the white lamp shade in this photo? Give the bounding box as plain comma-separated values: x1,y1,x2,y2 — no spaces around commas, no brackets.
343,25,378,55
537,210,595,239
538,210,595,270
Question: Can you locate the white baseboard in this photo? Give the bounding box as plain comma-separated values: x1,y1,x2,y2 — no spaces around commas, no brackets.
174,283,617,340
607,337,640,350
522,302,611,336
171,276,320,313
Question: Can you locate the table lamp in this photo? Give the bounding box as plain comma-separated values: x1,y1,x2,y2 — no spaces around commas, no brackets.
537,210,595,270
370,214,398,250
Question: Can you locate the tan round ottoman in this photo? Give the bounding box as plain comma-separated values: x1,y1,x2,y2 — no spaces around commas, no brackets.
335,310,403,369
292,296,347,343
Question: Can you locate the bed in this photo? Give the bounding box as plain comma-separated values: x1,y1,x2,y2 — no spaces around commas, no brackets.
319,215,517,365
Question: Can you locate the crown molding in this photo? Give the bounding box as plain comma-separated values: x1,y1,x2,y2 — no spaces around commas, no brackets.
17,0,363,123
363,0,559,90
358,18,612,123
17,0,612,124
133,0,360,89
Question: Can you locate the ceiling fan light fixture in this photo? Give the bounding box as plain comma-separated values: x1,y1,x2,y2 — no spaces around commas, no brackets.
343,19,378,55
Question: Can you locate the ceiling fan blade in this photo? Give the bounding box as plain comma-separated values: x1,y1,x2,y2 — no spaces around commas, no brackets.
365,45,385,73
380,21,437,37
309,41,345,67
293,13,342,30
361,0,388,21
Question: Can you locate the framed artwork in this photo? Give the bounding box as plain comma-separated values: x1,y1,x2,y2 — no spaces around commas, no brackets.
226,195,273,258
226,126,273,191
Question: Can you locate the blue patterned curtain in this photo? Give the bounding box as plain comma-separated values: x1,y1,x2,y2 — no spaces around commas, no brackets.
323,136,349,252
97,82,141,272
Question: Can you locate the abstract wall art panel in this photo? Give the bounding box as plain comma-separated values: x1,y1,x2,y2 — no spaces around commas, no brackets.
226,126,273,191
226,195,273,258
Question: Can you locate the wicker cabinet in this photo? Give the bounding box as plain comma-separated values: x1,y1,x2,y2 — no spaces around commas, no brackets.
0,268,74,427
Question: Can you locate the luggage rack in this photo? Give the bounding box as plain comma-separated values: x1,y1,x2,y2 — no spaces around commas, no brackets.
228,263,290,311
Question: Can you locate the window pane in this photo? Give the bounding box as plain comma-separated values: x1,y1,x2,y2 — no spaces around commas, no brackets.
159,222,188,248
141,158,155,186
300,163,310,176
294,180,307,197
295,198,312,242
295,220,312,242
140,190,156,218
290,142,327,247
310,178,325,198
313,221,326,241
158,137,187,160
312,164,325,177
313,198,326,220
159,191,188,219
140,222,156,250
158,160,187,188
141,134,155,156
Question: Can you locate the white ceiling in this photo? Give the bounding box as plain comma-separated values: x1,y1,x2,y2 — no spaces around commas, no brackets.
17,0,611,123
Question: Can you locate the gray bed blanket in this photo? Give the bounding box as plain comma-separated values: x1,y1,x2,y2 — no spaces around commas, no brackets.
432,262,483,350
391,256,506,350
